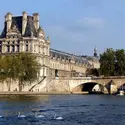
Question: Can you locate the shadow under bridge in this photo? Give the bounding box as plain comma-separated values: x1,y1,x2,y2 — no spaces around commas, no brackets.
72,82,107,94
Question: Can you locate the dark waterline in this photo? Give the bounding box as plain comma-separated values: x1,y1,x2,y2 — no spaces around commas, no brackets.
0,95,125,125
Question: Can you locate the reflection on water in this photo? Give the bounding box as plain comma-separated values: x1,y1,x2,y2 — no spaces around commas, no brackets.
0,95,49,102
0,95,124,125
0,95,49,117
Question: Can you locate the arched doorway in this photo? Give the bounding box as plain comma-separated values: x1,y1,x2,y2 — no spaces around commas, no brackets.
55,69,58,77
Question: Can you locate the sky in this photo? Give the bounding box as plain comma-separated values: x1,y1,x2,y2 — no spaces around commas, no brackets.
0,0,125,56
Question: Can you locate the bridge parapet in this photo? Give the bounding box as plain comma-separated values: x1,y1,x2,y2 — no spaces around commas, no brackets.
92,76,125,80
55,77,92,80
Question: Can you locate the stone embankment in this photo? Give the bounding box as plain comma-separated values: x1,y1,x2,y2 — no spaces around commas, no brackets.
0,91,88,96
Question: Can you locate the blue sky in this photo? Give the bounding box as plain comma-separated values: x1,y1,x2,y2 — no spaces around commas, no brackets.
0,0,125,56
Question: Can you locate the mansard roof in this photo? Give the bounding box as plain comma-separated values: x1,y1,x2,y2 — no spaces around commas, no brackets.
50,48,92,66
0,16,37,38
81,55,99,62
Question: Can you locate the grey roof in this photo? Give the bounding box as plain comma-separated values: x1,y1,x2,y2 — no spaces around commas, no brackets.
24,16,37,37
82,55,99,62
0,16,37,38
50,48,92,66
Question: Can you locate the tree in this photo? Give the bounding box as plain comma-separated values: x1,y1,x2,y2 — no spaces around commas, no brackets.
115,49,125,76
0,55,6,90
100,48,115,76
0,55,15,91
14,53,41,91
0,53,41,91
86,68,100,76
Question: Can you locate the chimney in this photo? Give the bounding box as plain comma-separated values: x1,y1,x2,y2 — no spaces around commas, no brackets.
33,13,39,30
5,12,12,32
22,11,27,35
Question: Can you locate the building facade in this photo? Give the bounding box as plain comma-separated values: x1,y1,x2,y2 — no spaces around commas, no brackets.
0,12,100,79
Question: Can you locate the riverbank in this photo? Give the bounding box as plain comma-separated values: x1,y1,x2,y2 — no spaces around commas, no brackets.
0,91,89,96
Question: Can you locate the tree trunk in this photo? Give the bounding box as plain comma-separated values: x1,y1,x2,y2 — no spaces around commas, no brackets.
19,79,22,91
6,79,11,91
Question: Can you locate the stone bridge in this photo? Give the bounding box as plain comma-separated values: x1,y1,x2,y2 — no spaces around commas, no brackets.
2,76,125,94
38,76,125,94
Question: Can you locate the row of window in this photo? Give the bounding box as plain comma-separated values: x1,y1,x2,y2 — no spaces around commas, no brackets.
3,41,28,45
7,41,20,45
7,35,20,39
0,43,48,54
6,44,28,53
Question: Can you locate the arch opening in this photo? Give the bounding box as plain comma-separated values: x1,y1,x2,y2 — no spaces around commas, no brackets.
118,83,125,91
55,69,58,77
72,82,107,94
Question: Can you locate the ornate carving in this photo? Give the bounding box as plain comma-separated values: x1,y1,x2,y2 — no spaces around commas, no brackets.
12,24,17,30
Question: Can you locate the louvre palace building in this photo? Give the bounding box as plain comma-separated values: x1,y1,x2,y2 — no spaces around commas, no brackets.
0,11,100,83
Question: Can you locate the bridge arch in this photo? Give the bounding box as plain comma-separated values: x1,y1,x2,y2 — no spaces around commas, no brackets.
72,82,108,94
118,83,125,91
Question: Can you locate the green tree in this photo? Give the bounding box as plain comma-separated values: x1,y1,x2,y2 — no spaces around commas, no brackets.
0,53,40,91
14,53,40,91
115,49,125,76
86,68,100,76
0,56,6,90
0,55,15,91
100,48,115,76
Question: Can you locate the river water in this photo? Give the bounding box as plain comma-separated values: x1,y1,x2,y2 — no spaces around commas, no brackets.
0,94,125,125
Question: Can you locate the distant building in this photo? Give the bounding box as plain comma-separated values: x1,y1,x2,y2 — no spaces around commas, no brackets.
0,12,100,78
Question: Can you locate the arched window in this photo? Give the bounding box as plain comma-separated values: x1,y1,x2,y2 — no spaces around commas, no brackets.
17,40,20,44
12,41,15,44
12,45,15,52
17,45,20,52
7,45,10,52
25,41,28,52
55,69,58,77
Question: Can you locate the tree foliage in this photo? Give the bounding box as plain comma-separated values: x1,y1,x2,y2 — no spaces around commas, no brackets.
0,53,40,91
86,68,100,76
100,48,125,76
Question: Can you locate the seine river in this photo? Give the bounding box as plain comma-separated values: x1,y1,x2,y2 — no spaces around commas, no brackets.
0,94,125,125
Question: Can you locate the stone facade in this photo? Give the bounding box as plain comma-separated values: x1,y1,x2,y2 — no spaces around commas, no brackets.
0,12,100,92
0,12,100,79
0,12,50,77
